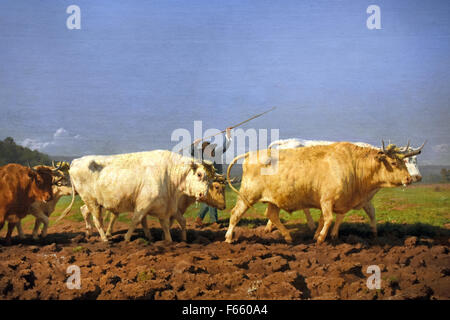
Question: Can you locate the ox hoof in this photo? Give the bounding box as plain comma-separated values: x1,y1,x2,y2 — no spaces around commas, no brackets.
264,227,273,233
284,236,293,243
315,236,326,245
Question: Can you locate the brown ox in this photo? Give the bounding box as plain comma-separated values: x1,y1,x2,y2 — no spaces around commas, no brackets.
12,163,71,240
79,180,227,241
0,164,56,245
225,142,418,244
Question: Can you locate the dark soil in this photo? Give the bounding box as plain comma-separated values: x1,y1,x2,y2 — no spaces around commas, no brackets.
0,218,448,300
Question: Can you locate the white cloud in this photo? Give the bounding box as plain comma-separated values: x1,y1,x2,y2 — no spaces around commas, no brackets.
21,138,54,151
20,128,81,152
432,144,449,153
54,127,69,138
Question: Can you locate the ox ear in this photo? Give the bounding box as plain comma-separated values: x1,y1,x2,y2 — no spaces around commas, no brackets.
27,170,37,180
190,161,198,172
375,151,386,162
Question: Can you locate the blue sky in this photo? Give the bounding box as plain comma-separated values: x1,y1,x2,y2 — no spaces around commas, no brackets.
0,0,449,164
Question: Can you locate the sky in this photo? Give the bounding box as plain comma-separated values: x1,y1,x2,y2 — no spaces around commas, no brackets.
0,0,449,164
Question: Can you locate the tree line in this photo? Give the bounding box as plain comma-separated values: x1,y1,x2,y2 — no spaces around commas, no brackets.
0,137,52,167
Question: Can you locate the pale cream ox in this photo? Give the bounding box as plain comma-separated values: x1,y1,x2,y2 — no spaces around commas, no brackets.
58,150,216,242
79,179,226,241
265,139,425,236
225,142,420,244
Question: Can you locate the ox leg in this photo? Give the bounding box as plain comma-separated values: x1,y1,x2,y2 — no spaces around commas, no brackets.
264,219,274,233
314,214,324,240
35,212,49,238
266,203,292,243
80,205,95,237
159,217,172,243
140,215,153,241
330,214,345,240
105,212,119,238
175,214,187,242
5,222,15,245
0,216,4,242
263,206,274,233
32,218,42,240
304,209,316,231
168,215,187,241
169,216,176,227
316,201,334,244
89,205,108,242
124,210,147,242
363,202,377,237
16,221,25,239
225,198,250,243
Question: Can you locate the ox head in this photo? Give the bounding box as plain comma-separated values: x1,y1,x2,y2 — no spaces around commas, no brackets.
186,160,216,201
28,166,55,203
396,141,426,183
374,140,425,187
201,173,238,210
203,180,226,210
33,161,71,187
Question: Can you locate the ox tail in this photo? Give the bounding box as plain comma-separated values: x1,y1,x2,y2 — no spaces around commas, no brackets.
226,152,254,208
56,177,76,223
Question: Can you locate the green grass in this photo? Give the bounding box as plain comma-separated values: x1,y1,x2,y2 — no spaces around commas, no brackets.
18,184,450,235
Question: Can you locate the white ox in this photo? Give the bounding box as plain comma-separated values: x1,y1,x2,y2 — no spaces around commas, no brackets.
58,150,215,242
266,138,424,235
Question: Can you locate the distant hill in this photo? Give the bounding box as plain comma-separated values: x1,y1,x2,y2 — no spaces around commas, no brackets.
0,137,52,167
420,165,450,183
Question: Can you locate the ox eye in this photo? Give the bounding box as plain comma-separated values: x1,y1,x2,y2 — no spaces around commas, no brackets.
197,172,202,178
391,161,397,166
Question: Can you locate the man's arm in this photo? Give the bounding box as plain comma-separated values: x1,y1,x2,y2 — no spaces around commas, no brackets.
215,127,232,155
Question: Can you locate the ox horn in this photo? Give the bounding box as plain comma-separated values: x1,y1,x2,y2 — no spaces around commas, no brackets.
51,161,63,172
381,140,386,153
402,140,427,158
398,140,411,153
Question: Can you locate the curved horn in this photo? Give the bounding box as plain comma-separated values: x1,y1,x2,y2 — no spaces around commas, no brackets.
398,140,411,153
381,140,386,153
403,140,427,158
51,162,63,172
415,140,427,152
